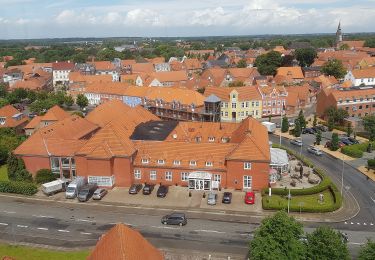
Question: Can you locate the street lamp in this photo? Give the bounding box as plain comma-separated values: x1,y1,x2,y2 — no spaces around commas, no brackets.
341,155,345,196
287,188,291,213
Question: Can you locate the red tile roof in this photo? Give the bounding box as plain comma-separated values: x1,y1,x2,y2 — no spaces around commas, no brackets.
52,61,74,70
0,105,28,128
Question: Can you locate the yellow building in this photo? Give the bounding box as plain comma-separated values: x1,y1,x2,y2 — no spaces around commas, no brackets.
204,86,262,122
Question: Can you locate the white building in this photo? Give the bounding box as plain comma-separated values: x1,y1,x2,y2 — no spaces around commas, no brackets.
345,68,375,87
52,61,74,88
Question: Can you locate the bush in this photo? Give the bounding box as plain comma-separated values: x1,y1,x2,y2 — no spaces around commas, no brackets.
368,159,375,170
0,181,37,195
341,146,364,158
35,169,56,184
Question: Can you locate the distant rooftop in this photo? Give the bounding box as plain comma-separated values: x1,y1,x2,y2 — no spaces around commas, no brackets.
130,120,179,141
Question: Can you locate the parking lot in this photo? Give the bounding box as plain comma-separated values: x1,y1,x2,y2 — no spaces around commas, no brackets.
35,184,263,213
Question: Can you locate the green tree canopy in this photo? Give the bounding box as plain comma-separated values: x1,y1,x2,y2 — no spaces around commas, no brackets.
321,59,347,79
358,239,375,260
316,130,322,145
294,119,302,137
254,51,282,76
331,133,340,151
306,226,350,260
295,48,317,67
281,116,289,133
363,115,375,141
76,94,88,109
236,59,247,68
250,211,306,260
298,110,306,129
364,38,375,48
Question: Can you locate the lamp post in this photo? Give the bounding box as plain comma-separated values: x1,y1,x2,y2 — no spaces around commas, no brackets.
341,155,345,196
287,188,291,213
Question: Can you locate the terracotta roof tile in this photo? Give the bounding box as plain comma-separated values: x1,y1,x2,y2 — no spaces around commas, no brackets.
24,116,41,129
52,61,74,70
69,72,113,83
88,61,116,71
204,86,261,102
352,67,375,79
276,67,304,79
0,105,28,128
42,105,70,121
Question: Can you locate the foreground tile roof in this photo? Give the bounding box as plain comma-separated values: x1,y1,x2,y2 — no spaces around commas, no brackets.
0,105,28,128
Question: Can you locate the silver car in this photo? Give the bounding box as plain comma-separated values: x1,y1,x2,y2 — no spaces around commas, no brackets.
92,188,108,200
307,145,323,156
207,193,217,205
290,139,303,146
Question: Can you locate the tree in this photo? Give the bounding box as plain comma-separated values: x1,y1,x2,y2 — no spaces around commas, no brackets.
364,38,375,48
0,145,8,165
281,54,295,67
363,115,375,141
316,130,322,145
0,84,7,98
236,59,247,68
64,95,74,107
250,211,306,260
295,48,317,67
268,115,272,122
76,94,88,109
321,59,347,79
35,169,56,184
0,98,9,108
254,51,282,76
358,239,375,260
281,116,289,133
346,122,353,137
298,110,306,129
307,226,349,260
7,153,30,181
339,43,350,50
328,117,335,131
331,133,339,151
294,119,301,137
313,114,317,127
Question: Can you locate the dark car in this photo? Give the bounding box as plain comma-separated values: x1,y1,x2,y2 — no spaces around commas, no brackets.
142,184,154,195
347,137,359,144
157,185,169,198
340,138,354,146
77,183,98,202
222,192,232,204
325,140,345,149
161,213,187,226
315,125,328,132
129,184,143,194
302,128,316,134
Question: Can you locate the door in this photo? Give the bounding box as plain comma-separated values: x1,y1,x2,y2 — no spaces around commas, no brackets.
232,112,236,121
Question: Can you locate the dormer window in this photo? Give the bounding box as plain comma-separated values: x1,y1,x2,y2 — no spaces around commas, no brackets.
141,158,149,164
205,161,213,167
190,160,197,166
173,160,181,166
221,137,230,143
0,117,5,125
208,137,215,142
157,159,165,165
195,136,202,143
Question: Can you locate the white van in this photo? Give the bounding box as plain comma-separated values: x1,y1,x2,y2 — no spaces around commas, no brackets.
65,177,87,199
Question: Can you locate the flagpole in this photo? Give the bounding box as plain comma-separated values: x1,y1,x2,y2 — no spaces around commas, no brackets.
279,103,284,146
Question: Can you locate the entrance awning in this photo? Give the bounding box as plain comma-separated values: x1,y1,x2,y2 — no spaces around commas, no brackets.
188,171,212,179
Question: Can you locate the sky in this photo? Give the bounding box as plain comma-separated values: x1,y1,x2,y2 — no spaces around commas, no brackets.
0,0,374,39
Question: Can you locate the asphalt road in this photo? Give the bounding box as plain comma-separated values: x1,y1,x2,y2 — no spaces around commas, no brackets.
270,133,375,230
0,195,374,258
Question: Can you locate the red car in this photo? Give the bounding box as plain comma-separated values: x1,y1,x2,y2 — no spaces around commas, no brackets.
244,191,255,204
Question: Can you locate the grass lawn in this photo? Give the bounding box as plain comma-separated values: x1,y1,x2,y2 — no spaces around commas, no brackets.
263,189,335,212
0,244,89,260
0,165,8,181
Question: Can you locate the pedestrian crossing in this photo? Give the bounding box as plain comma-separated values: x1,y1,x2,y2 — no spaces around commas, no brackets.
344,221,374,226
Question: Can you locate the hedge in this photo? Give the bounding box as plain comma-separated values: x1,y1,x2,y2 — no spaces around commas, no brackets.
368,159,375,170
0,181,38,195
35,169,56,184
341,146,364,158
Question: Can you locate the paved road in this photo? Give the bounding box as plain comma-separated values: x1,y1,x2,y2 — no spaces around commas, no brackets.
270,133,375,231
0,196,374,258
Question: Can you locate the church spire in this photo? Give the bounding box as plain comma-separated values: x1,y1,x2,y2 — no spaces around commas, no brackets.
335,21,343,47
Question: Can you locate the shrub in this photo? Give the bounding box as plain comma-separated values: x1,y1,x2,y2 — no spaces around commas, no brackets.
35,169,56,184
341,146,364,158
0,181,37,195
368,159,375,170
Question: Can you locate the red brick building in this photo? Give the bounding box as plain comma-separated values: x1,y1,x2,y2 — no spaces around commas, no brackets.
14,100,271,191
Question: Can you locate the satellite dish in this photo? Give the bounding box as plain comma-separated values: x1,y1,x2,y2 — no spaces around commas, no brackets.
172,134,177,139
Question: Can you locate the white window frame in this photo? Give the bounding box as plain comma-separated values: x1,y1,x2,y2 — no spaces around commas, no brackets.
134,169,141,180
243,175,252,189
181,172,188,181
158,159,165,165
208,137,215,142
141,158,149,164
190,160,197,166
165,171,172,181
205,161,213,167
173,160,181,166
244,162,252,170
150,170,157,180
214,174,221,183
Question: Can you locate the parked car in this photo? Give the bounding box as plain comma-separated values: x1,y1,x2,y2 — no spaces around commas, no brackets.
347,137,359,144
207,193,218,205
307,145,323,156
28,112,37,118
142,184,154,195
222,192,232,204
129,184,143,194
340,137,355,146
157,185,169,198
302,128,316,134
288,120,295,127
315,125,328,132
65,177,87,199
244,191,255,204
276,122,281,128
93,188,108,200
161,213,187,226
325,140,345,149
78,183,98,202
290,138,303,146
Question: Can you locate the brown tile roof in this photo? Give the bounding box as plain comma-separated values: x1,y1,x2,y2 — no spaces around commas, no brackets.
87,223,163,260
121,59,137,67
204,86,262,102
257,84,287,96
24,116,41,129
352,67,375,79
276,67,304,79
330,88,375,101
183,58,202,70
146,57,165,64
69,72,113,83
131,63,155,74
85,82,131,96
145,87,205,106
0,105,28,128
88,61,116,71
52,61,74,70
314,75,338,88
42,105,70,121
151,71,188,83
341,41,365,49
285,85,310,107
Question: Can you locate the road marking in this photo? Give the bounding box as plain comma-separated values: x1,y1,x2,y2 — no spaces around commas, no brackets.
17,225,28,228
0,223,8,226
3,211,16,214
151,225,180,230
80,232,92,235
57,229,70,233
32,215,54,219
37,227,48,231
350,222,354,225
194,229,226,234
76,219,95,223
344,222,347,224
364,223,367,225
349,242,364,245
371,223,374,226
370,197,375,203
357,222,361,225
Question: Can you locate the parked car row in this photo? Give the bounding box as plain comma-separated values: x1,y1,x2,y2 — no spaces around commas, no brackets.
206,191,255,205
129,183,169,198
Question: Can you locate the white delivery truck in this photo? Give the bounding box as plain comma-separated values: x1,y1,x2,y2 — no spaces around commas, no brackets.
42,179,69,196
261,122,276,133
65,177,87,199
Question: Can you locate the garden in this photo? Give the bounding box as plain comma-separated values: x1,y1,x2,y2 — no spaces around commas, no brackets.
262,144,342,213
